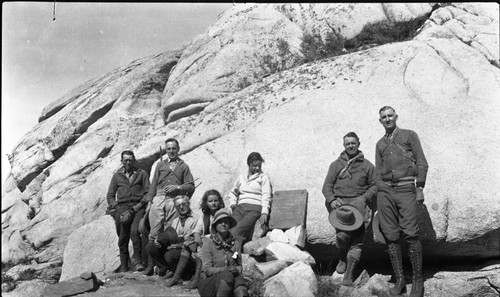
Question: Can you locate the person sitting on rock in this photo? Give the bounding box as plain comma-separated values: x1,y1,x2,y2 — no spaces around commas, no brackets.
228,152,272,245
322,132,377,286
198,209,248,297
146,195,203,285
183,189,226,289
106,150,150,272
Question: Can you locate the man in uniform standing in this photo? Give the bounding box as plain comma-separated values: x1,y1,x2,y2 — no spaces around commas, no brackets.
375,106,428,297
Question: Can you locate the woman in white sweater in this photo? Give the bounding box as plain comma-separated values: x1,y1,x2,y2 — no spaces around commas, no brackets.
228,152,272,244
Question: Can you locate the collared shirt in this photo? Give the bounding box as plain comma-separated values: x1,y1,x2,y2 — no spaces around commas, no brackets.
169,211,203,239
106,167,150,208
375,127,429,187
228,172,272,215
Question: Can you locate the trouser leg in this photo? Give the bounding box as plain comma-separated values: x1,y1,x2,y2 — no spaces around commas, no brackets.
130,208,145,271
149,195,166,240
230,204,261,244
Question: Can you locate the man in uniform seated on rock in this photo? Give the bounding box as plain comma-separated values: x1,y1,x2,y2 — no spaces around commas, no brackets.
143,138,196,275
106,150,150,272
146,195,203,285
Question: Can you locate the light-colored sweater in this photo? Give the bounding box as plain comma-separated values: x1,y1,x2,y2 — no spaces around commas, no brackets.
228,172,272,215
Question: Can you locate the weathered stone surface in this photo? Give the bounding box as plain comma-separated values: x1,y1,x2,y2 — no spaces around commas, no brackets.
241,253,259,280
268,229,289,243
265,242,316,266
59,215,124,281
1,279,47,297
243,236,273,256
43,272,100,297
262,261,318,297
284,225,306,249
255,260,290,280
2,3,499,275
5,260,61,282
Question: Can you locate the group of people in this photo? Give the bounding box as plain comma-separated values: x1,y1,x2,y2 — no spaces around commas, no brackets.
107,139,271,296
323,106,428,297
106,105,428,297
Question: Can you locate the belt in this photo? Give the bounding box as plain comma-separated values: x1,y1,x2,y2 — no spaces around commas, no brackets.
382,176,415,187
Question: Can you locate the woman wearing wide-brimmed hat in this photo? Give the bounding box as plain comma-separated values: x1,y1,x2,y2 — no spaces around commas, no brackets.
198,209,249,297
322,132,377,286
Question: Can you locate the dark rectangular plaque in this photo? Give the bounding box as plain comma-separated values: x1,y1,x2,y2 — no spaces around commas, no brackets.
268,189,308,230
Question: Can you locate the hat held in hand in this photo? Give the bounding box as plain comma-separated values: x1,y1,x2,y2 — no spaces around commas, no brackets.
372,210,387,244
329,204,363,231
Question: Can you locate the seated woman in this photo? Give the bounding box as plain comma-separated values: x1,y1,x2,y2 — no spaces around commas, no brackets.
228,152,272,244
198,209,249,297
180,189,225,289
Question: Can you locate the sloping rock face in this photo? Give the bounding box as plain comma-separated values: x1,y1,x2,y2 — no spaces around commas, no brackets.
2,2,500,274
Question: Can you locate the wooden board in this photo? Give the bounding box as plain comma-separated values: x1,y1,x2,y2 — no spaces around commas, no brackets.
268,189,308,230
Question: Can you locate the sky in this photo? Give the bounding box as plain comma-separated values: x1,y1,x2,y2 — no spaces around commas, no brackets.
1,2,233,186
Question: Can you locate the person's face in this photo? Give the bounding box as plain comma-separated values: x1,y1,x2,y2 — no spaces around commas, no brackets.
121,154,135,172
207,195,221,213
343,137,360,157
249,160,262,175
165,141,179,160
215,217,231,234
174,198,190,216
379,109,398,131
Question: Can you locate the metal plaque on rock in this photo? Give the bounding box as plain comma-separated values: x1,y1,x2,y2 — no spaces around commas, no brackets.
268,189,308,230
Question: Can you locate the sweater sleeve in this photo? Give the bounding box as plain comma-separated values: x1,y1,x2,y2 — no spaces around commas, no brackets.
179,164,195,198
139,170,151,205
322,162,339,206
409,131,429,187
362,161,378,203
106,174,118,208
260,174,272,215
228,176,242,207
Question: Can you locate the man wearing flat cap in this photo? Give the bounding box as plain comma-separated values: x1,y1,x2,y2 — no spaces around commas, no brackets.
106,150,150,272
322,132,377,286
375,106,428,297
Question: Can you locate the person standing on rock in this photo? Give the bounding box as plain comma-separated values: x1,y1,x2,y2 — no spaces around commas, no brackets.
146,195,203,284
228,152,272,245
322,132,377,286
375,106,428,297
198,209,248,297
142,138,195,275
106,150,150,272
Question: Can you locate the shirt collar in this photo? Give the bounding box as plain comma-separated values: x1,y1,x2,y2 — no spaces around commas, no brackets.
385,126,400,140
119,166,138,175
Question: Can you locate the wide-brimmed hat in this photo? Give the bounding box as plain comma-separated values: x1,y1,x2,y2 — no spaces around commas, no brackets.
372,211,386,244
212,209,237,229
157,227,178,248
329,204,363,231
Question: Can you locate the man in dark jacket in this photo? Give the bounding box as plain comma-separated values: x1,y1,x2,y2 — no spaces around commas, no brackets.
107,150,150,272
322,132,377,286
143,138,195,275
375,106,428,297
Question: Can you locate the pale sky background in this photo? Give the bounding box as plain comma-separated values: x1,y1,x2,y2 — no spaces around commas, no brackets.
1,2,233,187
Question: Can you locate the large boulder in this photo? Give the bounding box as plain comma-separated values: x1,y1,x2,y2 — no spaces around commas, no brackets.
2,3,499,271
59,215,123,281
262,261,318,297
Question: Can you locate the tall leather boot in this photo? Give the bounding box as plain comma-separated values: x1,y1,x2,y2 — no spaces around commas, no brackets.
184,257,202,289
234,285,249,297
131,253,145,272
341,256,358,286
216,280,231,297
388,243,406,295
165,254,190,287
409,241,424,297
119,254,128,273
142,255,154,276
336,248,347,274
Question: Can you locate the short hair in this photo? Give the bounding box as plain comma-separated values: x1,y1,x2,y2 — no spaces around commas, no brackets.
165,138,180,149
121,150,135,159
379,106,396,114
343,132,360,143
247,152,264,166
200,189,225,214
173,195,189,205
